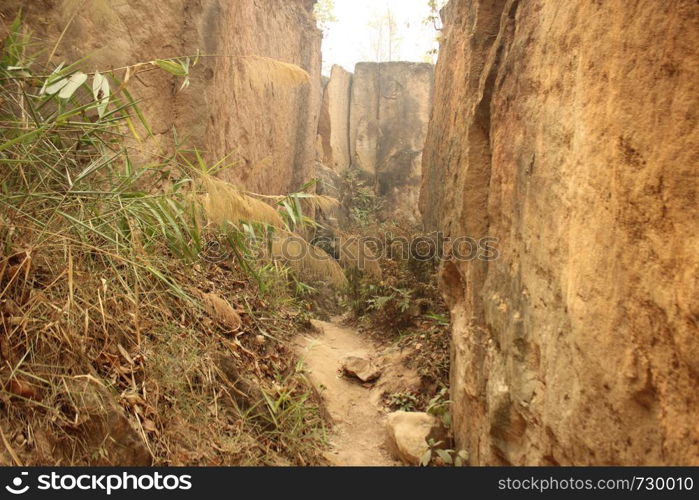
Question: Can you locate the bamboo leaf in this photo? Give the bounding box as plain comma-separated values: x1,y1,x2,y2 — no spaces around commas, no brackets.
155,59,187,76
436,449,453,464
58,71,87,99
40,62,65,95
120,87,154,138
92,71,111,118
282,200,297,226
419,449,432,467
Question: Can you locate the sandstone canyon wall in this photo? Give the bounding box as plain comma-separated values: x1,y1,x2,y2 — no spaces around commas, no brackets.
421,0,699,465
319,62,434,222
318,65,353,171
1,0,321,195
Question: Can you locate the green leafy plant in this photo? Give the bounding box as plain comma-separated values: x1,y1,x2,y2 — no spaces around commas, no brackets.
424,312,450,326
387,392,419,412
253,367,328,459
341,168,383,227
426,386,452,428
420,439,469,467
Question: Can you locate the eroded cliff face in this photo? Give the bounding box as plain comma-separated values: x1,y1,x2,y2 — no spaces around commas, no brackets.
2,0,321,195
318,62,434,222
421,0,699,465
318,65,353,171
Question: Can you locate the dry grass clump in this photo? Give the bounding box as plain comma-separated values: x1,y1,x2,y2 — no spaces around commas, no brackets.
199,173,346,291
305,194,341,214
201,175,285,229
236,56,311,92
271,232,347,289
336,231,383,280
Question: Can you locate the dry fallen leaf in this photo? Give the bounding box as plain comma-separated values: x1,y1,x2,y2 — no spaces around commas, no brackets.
117,344,134,365
5,378,42,400
121,392,146,406
201,293,242,332
142,419,158,433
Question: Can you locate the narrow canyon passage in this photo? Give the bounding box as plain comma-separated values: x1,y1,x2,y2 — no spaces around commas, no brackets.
0,0,695,469
297,316,442,466
296,320,400,466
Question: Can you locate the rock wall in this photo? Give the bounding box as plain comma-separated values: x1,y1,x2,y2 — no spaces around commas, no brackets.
421,0,699,465
1,0,321,195
317,76,332,164
348,63,381,177
318,65,353,171
319,62,434,222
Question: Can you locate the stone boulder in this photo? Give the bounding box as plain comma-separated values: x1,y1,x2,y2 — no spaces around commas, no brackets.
341,355,381,383
385,411,448,466
316,76,331,163
349,63,381,177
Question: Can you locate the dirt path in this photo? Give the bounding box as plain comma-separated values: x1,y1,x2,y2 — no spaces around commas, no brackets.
296,319,402,466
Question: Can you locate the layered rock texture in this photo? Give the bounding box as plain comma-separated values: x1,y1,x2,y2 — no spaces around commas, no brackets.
421,0,699,465
318,66,353,170
2,0,321,195
319,62,434,222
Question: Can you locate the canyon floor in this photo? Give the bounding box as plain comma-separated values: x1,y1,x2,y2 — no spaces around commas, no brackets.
296,319,424,466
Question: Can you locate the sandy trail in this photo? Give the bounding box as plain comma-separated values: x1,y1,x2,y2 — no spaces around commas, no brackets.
296,319,401,466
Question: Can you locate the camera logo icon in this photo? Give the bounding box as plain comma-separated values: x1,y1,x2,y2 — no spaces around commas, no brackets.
5,471,29,495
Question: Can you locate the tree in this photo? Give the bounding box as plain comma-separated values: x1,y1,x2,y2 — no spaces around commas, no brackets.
314,0,338,34
365,7,402,62
423,0,448,63
424,0,447,31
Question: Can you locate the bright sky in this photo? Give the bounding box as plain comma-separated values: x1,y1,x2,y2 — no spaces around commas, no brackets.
321,0,440,75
